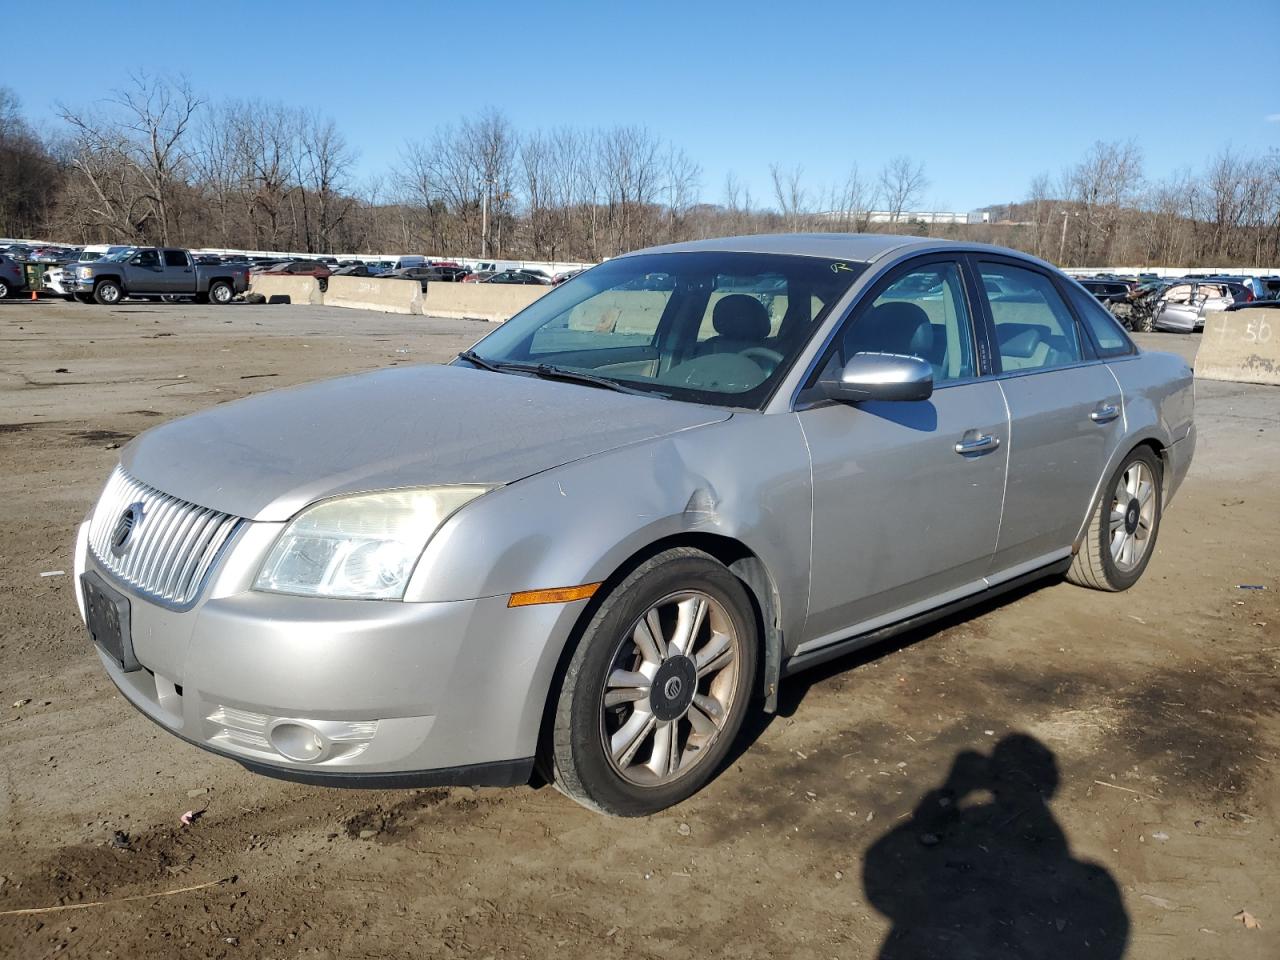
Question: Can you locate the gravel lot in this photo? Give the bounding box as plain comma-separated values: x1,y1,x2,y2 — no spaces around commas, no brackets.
1,298,1277,959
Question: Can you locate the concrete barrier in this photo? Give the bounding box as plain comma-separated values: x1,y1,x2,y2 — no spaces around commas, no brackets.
325,275,423,315
248,274,323,305
1195,309,1280,387
423,283,549,322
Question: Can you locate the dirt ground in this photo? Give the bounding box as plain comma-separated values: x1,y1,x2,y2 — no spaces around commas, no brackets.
1,298,1277,960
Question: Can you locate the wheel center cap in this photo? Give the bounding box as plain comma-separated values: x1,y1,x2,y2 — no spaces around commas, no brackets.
650,655,697,722
1125,498,1140,534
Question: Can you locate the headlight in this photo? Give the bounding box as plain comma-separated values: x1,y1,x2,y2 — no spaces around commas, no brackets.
78,267,93,277
253,486,494,599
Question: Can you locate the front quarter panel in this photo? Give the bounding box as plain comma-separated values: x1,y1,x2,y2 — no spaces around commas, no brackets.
407,413,813,644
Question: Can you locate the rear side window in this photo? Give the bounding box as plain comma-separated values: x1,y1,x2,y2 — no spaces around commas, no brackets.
978,262,1083,372
1063,283,1135,356
163,249,187,268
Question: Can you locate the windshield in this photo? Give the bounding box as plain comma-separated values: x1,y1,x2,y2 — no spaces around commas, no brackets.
464,251,864,408
99,247,137,263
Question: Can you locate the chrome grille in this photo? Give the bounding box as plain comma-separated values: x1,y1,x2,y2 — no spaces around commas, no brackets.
88,466,242,608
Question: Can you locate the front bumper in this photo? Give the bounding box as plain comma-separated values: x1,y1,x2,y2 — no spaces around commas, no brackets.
74,521,577,786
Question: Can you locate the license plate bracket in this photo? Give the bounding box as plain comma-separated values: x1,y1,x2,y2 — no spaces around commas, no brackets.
82,571,141,672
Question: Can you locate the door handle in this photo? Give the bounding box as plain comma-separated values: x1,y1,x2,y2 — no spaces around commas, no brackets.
1090,403,1120,423
954,432,1000,455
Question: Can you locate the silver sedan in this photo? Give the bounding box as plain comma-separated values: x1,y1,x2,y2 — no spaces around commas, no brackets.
74,234,1195,815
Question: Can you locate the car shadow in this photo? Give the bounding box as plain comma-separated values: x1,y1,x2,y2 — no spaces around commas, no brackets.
861,734,1129,959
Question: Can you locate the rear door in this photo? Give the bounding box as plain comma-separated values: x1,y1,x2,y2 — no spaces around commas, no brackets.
161,249,195,292
795,256,1008,653
974,258,1125,578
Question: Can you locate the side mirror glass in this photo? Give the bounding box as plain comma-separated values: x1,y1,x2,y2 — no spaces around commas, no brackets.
819,352,934,403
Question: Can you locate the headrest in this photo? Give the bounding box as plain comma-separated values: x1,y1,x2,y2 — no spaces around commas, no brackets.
999,328,1042,359
847,301,934,357
712,294,771,342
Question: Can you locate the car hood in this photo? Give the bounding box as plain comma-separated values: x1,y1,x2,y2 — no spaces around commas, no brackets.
121,364,731,521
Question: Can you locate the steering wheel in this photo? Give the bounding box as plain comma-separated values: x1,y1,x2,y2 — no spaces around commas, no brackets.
740,346,785,372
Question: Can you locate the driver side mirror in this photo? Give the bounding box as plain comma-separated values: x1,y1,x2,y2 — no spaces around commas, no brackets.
819,352,934,403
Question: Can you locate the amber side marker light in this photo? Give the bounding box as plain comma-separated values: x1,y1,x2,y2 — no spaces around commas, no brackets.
508,582,602,608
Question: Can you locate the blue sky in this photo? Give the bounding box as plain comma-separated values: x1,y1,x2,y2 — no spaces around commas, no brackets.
6,0,1277,212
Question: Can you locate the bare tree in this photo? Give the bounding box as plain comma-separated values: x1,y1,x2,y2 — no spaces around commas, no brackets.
59,73,202,245
878,155,929,223
770,163,807,231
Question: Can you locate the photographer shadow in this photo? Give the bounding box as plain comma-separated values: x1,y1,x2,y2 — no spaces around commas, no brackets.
862,734,1128,960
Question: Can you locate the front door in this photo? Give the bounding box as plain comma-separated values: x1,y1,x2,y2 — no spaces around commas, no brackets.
796,258,1007,655
124,248,165,293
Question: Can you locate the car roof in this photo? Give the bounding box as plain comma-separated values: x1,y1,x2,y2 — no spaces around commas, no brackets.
624,232,1058,269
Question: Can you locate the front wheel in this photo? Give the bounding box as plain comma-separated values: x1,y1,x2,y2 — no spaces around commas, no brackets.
547,548,758,816
1068,447,1162,591
0,279,10,299
93,280,122,305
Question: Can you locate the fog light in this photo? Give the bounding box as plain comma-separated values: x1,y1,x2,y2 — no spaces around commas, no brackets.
269,721,328,762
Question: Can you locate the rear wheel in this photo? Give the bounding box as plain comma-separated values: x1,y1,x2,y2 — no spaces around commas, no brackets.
93,280,122,305
208,280,233,305
547,548,758,816
1068,447,1162,591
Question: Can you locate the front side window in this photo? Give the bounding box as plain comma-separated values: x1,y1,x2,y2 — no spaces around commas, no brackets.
827,260,976,385
468,252,864,408
134,249,160,267
978,262,1083,372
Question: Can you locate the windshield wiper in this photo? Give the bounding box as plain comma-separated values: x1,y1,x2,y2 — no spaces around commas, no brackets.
458,350,659,397
523,363,658,396
456,349,500,371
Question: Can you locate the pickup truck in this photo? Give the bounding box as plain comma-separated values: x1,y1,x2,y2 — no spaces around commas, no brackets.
69,247,250,305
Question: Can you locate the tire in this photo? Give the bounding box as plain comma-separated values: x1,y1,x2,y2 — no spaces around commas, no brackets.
73,293,94,304
93,280,122,305
547,547,758,816
1068,446,1162,591
207,281,233,305
0,279,10,299
1135,307,1155,334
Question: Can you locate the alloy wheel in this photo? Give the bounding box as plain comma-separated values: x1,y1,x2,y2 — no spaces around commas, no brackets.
600,590,742,786
1109,460,1156,572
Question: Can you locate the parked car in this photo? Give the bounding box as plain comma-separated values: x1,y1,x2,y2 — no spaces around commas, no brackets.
461,271,494,283
267,260,332,279
74,234,1194,816
425,265,469,282
484,269,550,285
68,247,250,304
1077,280,1132,304
0,253,26,298
1151,280,1245,332
44,244,131,297
1224,298,1280,312
382,266,435,291
552,269,584,286
331,263,373,277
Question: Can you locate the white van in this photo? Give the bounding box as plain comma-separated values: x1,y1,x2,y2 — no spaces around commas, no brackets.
393,256,427,270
